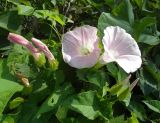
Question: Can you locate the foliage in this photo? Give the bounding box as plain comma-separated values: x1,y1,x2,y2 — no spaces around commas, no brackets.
0,0,160,122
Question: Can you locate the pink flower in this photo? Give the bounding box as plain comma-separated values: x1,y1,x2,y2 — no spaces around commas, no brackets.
62,25,100,69
8,33,40,60
100,26,142,73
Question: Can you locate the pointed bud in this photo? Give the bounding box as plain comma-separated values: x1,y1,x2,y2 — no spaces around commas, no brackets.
8,33,46,67
35,53,46,67
8,33,30,46
31,38,55,61
124,74,131,83
130,78,139,90
31,38,58,70
8,33,37,52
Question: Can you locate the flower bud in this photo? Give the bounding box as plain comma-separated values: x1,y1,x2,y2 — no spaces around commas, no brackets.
8,33,46,67
34,53,46,67
8,33,29,46
31,38,55,60
31,38,58,70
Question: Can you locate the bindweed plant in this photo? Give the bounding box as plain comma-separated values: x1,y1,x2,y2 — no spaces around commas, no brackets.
0,0,160,123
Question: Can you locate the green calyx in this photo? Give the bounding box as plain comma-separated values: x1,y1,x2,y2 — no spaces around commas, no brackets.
49,59,59,71
35,53,46,67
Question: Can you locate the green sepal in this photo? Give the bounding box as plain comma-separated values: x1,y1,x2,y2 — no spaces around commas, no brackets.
49,59,59,71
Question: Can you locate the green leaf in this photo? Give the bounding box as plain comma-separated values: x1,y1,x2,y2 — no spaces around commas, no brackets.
109,83,131,106
106,63,118,78
144,61,160,91
139,34,160,45
0,59,15,80
7,44,32,78
54,70,65,84
134,0,143,8
76,69,88,82
77,69,108,88
112,0,134,25
1,116,15,123
128,101,147,121
142,0,154,13
64,91,100,120
117,68,128,83
98,12,132,39
125,0,134,25
51,0,56,6
9,97,24,109
138,61,160,95
133,17,156,40
64,91,112,120
55,106,68,121
102,84,109,97
104,0,115,8
7,0,20,5
127,112,139,123
17,5,34,15
7,0,30,5
0,11,22,33
117,87,131,106
0,79,23,114
86,70,107,88
109,84,123,95
36,83,74,117
143,100,160,113
109,115,126,123
33,10,65,26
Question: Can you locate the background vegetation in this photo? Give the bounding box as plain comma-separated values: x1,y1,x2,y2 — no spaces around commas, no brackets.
0,0,160,122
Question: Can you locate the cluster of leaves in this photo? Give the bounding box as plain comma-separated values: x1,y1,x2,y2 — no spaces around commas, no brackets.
0,0,160,122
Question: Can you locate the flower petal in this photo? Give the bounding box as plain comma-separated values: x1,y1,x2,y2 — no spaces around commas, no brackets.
68,49,100,69
62,25,100,68
100,26,142,73
62,32,81,62
116,55,142,73
72,25,98,45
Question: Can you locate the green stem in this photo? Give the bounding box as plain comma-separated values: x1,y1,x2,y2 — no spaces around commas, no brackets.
91,62,105,71
5,0,8,11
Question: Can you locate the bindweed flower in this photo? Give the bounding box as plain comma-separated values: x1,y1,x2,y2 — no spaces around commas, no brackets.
31,38,58,70
100,26,142,73
8,33,46,67
62,25,100,69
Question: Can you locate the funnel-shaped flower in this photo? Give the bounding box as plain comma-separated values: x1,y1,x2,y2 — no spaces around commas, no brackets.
8,33,46,67
100,26,142,73
62,25,100,69
31,38,58,70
